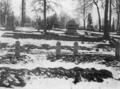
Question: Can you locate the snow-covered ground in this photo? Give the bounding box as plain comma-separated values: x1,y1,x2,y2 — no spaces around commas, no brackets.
1,78,120,89
0,27,120,89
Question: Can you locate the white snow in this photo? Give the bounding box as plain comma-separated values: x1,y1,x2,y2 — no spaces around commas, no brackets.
1,77,119,89
0,53,119,79
0,29,120,89
0,37,97,47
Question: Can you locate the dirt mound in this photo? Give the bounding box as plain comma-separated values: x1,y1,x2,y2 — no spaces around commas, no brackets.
47,54,117,67
0,67,26,88
0,67,114,87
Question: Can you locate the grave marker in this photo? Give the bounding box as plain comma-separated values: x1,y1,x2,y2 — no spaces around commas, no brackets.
56,42,61,57
5,12,15,30
74,42,78,56
66,20,77,35
15,41,20,58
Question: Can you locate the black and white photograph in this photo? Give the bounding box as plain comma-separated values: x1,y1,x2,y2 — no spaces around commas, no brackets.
0,0,120,89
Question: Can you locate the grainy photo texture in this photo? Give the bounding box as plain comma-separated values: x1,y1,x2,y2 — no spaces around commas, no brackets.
0,0,120,89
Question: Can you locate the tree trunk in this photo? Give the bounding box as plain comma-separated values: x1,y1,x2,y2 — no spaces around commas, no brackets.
109,0,112,31
21,0,25,27
116,0,120,31
83,0,86,30
1,12,4,26
44,0,47,34
117,13,120,31
3,12,6,26
112,18,115,31
103,0,110,40
0,11,2,25
83,19,86,30
93,0,101,32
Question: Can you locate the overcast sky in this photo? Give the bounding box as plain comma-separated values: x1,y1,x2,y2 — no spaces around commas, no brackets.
11,0,77,18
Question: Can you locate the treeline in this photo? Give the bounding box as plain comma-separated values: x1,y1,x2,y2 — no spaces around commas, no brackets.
34,12,72,31
0,0,11,26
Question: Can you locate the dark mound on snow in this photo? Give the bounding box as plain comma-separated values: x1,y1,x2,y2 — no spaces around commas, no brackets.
0,67,26,88
32,67,113,83
2,31,103,42
0,66,113,88
47,54,117,67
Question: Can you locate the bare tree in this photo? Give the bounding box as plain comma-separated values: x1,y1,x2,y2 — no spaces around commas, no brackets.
59,11,71,29
21,0,26,27
109,0,112,31
93,0,101,32
103,0,110,40
0,1,2,25
31,0,61,34
75,0,93,30
116,0,120,32
0,0,11,26
44,0,47,33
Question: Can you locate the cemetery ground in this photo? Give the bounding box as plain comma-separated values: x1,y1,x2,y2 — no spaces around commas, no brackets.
0,27,120,89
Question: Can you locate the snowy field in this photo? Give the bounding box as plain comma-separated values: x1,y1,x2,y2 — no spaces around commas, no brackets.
0,27,120,89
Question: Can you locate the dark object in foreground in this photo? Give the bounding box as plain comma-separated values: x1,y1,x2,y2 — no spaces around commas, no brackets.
73,72,81,84
72,67,113,84
0,70,26,88
0,67,113,88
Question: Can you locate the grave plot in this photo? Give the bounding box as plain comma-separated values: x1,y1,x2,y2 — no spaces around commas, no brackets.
0,29,120,89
